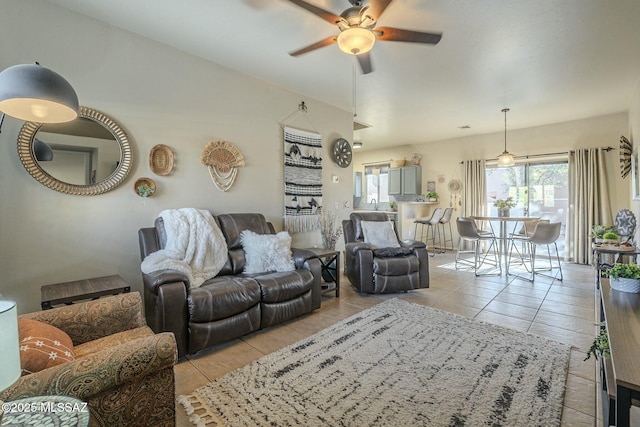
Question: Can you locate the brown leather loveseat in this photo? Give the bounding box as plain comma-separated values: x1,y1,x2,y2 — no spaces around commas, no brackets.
138,212,322,358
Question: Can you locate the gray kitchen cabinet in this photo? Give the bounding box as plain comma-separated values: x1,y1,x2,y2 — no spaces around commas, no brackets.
389,166,422,196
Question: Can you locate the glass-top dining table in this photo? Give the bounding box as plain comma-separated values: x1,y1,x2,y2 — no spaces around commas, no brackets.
470,216,540,270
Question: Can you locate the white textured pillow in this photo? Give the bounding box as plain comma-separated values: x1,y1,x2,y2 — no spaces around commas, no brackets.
361,221,400,249
240,230,295,274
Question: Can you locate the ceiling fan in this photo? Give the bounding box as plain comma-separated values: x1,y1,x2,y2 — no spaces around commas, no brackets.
287,0,442,74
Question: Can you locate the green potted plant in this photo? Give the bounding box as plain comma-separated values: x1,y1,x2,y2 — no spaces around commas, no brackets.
584,322,610,361
390,200,397,211
602,231,619,245
590,224,616,243
604,263,640,293
134,177,156,197
136,182,155,197
493,196,516,217
426,191,439,202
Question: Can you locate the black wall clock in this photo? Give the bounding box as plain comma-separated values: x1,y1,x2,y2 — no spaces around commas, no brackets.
332,138,352,168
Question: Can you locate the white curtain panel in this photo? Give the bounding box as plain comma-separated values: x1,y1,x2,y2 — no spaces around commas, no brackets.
566,148,611,264
463,159,487,218
461,159,487,250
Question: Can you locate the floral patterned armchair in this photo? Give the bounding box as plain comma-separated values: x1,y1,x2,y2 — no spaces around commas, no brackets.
0,292,177,426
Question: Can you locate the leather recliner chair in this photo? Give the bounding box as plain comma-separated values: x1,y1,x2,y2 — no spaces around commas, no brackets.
342,212,430,293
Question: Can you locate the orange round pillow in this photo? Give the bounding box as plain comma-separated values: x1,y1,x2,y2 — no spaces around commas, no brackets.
18,318,75,375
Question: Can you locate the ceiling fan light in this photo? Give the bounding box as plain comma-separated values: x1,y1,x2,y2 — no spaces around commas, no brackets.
0,64,78,123
497,151,515,167
337,27,376,55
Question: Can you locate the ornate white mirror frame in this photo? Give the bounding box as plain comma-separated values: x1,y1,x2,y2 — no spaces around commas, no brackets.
17,106,133,195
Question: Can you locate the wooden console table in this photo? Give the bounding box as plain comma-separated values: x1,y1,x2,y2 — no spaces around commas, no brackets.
41,275,130,310
599,278,640,426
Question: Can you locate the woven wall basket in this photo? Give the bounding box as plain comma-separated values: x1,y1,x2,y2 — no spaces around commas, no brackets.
149,144,175,176
134,177,156,197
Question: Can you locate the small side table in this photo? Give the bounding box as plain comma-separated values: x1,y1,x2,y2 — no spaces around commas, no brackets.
1,395,90,426
41,274,130,310
592,245,640,287
304,248,340,297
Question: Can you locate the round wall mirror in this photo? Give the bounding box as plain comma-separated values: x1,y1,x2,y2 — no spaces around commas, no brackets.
17,106,132,195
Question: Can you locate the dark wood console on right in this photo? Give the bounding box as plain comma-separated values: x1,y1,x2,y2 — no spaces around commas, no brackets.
599,278,640,426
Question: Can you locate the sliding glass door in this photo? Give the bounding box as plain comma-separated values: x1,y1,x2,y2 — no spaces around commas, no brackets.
486,161,568,255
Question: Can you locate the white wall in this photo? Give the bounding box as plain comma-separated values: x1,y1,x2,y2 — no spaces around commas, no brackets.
354,112,630,239
632,80,640,143
629,78,640,241
0,0,354,313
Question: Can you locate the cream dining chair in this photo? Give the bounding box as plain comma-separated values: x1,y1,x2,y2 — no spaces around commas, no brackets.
455,217,501,276
509,221,563,282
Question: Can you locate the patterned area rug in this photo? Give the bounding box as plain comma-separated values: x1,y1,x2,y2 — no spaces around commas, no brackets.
178,299,570,426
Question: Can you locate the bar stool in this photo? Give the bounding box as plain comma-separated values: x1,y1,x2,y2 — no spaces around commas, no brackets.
455,217,501,276
438,207,455,252
414,208,443,256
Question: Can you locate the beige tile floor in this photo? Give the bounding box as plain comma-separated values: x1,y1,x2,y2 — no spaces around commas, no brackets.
174,252,602,426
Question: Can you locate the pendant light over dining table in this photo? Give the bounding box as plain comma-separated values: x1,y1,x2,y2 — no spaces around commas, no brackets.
0,63,79,124
497,108,516,167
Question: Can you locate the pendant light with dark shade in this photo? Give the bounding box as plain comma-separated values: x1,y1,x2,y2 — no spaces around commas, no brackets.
497,108,515,167
0,63,79,124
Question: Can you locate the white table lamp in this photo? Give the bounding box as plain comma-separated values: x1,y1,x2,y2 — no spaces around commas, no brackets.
0,300,21,422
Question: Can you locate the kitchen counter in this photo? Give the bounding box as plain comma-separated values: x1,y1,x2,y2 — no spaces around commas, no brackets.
353,203,438,240
398,201,439,205
352,209,399,221
396,201,439,240
353,209,398,214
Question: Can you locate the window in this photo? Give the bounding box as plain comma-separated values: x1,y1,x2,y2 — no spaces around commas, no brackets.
486,161,568,255
365,163,390,203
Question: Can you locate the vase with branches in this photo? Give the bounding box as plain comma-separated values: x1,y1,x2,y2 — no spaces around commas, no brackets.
319,209,342,250
493,196,516,217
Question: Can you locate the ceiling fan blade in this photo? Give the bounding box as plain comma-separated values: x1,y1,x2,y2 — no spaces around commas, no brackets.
289,36,337,56
367,0,393,21
375,27,442,45
357,52,373,74
286,0,341,25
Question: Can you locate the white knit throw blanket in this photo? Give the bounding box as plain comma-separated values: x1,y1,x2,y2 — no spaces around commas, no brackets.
141,208,228,288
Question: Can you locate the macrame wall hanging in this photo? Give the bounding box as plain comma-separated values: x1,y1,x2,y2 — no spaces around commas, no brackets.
200,140,245,192
620,135,632,179
448,177,463,210
281,102,323,233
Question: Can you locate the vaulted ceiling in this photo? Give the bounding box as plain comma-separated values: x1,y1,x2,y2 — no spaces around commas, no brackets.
45,0,640,150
